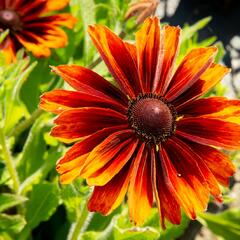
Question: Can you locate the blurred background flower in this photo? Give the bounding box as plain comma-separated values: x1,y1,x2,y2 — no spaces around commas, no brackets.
0,0,76,63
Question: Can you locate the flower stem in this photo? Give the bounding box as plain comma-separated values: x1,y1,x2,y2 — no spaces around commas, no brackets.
67,202,92,240
0,126,20,192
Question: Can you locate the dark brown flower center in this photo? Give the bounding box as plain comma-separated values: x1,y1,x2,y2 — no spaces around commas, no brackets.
0,9,21,31
128,93,177,144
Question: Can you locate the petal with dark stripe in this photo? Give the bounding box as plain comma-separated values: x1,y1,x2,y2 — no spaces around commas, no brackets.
172,63,230,107
51,108,127,141
136,17,161,92
165,47,217,101
184,141,236,186
151,148,181,229
177,117,240,149
155,25,181,94
81,130,134,183
88,161,132,215
40,89,127,114
51,65,128,105
128,143,153,225
162,137,209,219
88,24,140,97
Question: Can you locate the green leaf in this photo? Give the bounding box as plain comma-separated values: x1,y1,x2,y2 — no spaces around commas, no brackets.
17,116,49,181
0,29,9,44
78,0,96,64
0,214,26,234
61,178,89,222
25,182,60,230
19,146,62,195
181,17,212,42
159,214,190,240
214,41,226,62
198,208,240,240
0,193,27,213
112,207,160,240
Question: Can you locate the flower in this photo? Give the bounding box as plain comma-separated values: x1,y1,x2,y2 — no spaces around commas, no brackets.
0,0,76,63
40,17,239,228
125,0,160,24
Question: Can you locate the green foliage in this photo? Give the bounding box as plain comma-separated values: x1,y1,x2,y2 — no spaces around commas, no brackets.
0,193,27,213
198,209,240,240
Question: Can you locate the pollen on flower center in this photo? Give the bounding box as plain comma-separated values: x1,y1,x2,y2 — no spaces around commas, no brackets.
128,93,177,144
0,9,21,31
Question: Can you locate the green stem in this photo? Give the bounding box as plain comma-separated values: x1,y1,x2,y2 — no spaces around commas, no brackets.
8,109,43,139
0,126,20,192
67,202,91,240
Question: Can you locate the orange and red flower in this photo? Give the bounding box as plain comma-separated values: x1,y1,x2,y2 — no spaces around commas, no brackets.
0,0,76,63
40,17,239,227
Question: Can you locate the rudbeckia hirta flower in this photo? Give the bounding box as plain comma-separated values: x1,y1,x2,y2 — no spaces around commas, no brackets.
40,17,239,228
0,0,76,63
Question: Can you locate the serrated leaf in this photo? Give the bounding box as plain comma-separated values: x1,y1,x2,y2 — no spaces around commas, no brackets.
0,193,27,213
0,214,26,234
25,182,60,230
198,209,240,240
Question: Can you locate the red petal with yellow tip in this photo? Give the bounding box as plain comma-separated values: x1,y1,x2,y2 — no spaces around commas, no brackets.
51,107,127,140
88,24,140,97
155,25,181,94
162,137,210,219
51,65,128,105
81,130,135,182
128,143,153,226
136,17,161,92
151,148,181,229
40,89,127,114
185,141,236,186
88,162,132,215
172,63,230,107
165,47,217,101
177,117,240,149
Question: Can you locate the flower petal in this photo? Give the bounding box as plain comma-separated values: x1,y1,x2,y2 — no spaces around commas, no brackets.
51,65,128,105
162,137,210,219
40,89,127,114
155,25,181,94
151,148,181,229
173,138,222,202
184,141,236,186
88,161,132,215
172,63,230,107
128,143,153,225
178,97,240,124
44,0,70,12
177,117,240,149
88,24,140,97
57,126,127,184
81,130,134,182
136,17,161,92
24,13,77,29
165,47,217,101
86,138,138,186
51,107,127,141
